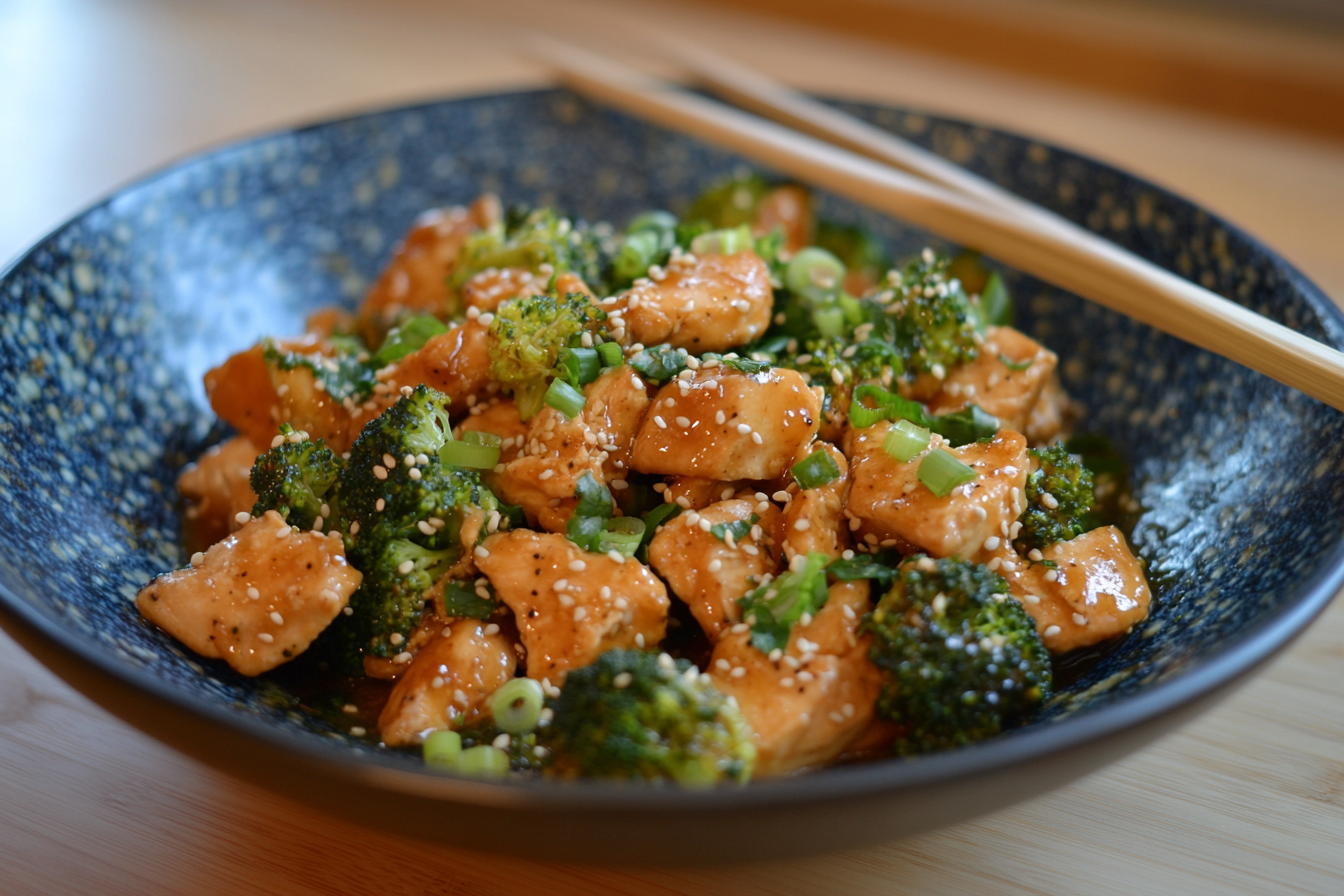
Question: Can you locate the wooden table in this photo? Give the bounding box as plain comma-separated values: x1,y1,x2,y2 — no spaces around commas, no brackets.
2,1,1342,893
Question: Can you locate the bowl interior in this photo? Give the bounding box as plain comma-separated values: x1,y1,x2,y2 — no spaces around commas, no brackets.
2,88,1343,784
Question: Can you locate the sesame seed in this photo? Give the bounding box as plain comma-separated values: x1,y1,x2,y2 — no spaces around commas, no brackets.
475,546,490,559
983,536,1001,551
736,423,752,435
675,496,691,508
257,633,274,644
1044,569,1059,582
1073,612,1088,625
270,611,284,625
972,505,988,520
751,432,763,445
349,521,360,535
768,648,783,662
393,651,413,664
635,633,645,647
780,677,795,687
607,550,625,563
350,726,367,736
373,465,388,480
408,468,422,480
190,552,206,568
417,520,435,536
1044,625,1061,637
1028,548,1044,562
654,415,667,429
484,623,500,635
275,527,290,539
708,559,723,573
1041,492,1059,509
569,559,587,572
491,732,510,750
234,511,252,526
772,490,791,503
794,519,811,532
698,518,712,532
685,511,701,526
375,498,385,512
538,469,554,480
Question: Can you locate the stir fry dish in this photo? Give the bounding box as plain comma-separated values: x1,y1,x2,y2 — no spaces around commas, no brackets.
137,172,1151,784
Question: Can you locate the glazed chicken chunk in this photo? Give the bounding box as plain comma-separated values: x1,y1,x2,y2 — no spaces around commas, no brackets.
177,435,260,546
926,326,1057,435
846,425,1029,558
631,367,821,481
135,511,361,676
710,581,880,776
606,250,773,352
378,616,516,746
781,442,851,562
647,498,784,639
476,530,669,682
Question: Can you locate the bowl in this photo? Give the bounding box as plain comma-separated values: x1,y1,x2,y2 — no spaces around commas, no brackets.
2,88,1342,865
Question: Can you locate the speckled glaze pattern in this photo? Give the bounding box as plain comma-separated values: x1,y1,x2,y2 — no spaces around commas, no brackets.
1,89,1341,772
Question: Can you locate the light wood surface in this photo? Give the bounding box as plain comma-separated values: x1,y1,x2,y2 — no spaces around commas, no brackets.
1,1,1342,893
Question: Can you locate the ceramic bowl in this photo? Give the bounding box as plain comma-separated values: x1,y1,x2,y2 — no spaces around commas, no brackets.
2,88,1341,864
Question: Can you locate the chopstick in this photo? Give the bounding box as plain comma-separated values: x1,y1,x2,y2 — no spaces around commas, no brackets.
528,35,1344,413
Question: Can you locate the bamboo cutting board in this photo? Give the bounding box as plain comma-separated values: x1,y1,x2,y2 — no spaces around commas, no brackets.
1,2,1341,893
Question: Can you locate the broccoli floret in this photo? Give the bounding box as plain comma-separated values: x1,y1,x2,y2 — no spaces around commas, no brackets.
262,337,376,404
450,206,616,298
248,423,344,530
880,251,980,376
611,210,678,288
333,385,500,666
1015,445,1097,552
864,556,1051,755
684,171,773,230
543,649,756,786
486,291,607,419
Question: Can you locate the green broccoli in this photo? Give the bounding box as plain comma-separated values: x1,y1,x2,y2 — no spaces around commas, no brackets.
683,171,773,230
332,385,500,667
610,210,678,288
879,250,981,376
1015,445,1097,552
487,291,607,419
262,337,376,405
542,649,755,786
248,423,344,531
450,206,615,298
864,556,1051,755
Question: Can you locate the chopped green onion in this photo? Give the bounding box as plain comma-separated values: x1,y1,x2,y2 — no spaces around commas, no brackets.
453,744,510,778
978,271,1014,328
441,580,496,619
544,378,586,419
826,556,899,586
439,437,501,470
710,513,758,543
636,502,682,561
998,354,1033,372
785,246,846,299
628,209,679,235
598,516,646,556
792,449,841,489
489,677,545,734
811,306,846,337
628,345,688,382
423,729,463,771
690,224,754,256
918,449,977,497
462,430,502,448
559,346,602,387
883,419,931,462
930,405,999,446
848,384,933,430
370,315,449,367
596,341,624,367
721,356,771,375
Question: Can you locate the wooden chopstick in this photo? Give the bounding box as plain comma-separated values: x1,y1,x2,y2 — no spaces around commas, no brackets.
528,35,1344,413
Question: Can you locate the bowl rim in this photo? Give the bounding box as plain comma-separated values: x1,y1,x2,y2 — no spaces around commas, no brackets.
2,86,1342,811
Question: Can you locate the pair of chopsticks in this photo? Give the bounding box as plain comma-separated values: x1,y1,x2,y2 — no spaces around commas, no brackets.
528,34,1344,413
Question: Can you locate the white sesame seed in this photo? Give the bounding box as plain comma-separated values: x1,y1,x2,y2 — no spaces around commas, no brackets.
349,521,360,535
675,496,691,508
1044,569,1058,582
269,611,284,625
389,632,404,645
635,633,645,647
772,490,791,503
257,633,274,644
780,677,795,687
1044,625,1061,637
983,536,1001,552
793,519,811,532
275,527,291,539
607,550,625,563
475,546,490,559
373,465,388,480
234,511,252,526
613,672,633,689
350,726,367,736
768,648,783,662
1073,612,1088,625
708,559,723,573
408,467,422,480
1028,548,1044,562
751,432,763,445
698,518,712,532
685,511,701,526
569,559,587,572
736,423,752,435
1041,492,1059,510
484,623,500,635
189,551,206,568
654,415,667,429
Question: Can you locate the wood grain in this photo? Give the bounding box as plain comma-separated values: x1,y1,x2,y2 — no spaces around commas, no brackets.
1,1,1342,893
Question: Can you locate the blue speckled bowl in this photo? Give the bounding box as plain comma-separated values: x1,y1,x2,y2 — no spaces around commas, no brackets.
2,89,1342,864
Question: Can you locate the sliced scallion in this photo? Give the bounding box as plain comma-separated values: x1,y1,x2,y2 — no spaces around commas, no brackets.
690,224,754,256
544,378,586,419
423,729,463,771
784,246,846,299
791,449,841,489
598,516,646,557
439,437,501,469
559,346,602,387
596,341,624,367
454,744,510,778
917,449,976,497
883,419,931,462
489,677,545,734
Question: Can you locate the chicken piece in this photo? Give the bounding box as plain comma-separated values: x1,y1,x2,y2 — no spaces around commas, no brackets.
204,345,281,449
661,476,748,511
177,436,261,547
753,184,813,253
988,526,1151,653
647,498,784,639
357,195,501,343
476,530,669,682
606,250,773,352
710,581,880,776
846,425,1029,559
135,511,359,676
781,442,851,562
1024,374,1068,445
456,397,528,465
631,367,821,481
927,326,1057,434
493,367,649,533
348,320,495,439
378,616,516,746
461,269,590,314
270,362,354,453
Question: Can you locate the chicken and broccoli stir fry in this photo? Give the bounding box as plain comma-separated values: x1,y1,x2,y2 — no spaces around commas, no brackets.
138,171,1151,785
